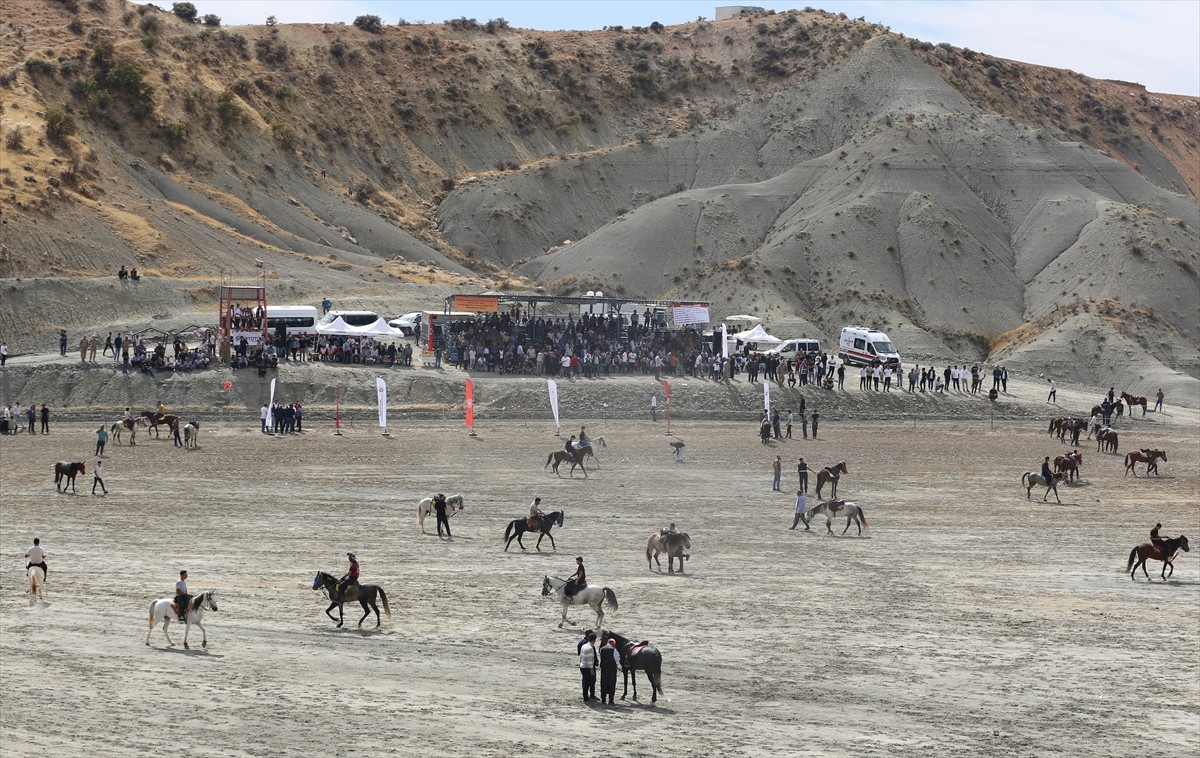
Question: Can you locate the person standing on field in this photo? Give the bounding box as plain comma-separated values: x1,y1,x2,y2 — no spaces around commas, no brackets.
1047,379,1057,403
791,492,809,530
772,456,782,491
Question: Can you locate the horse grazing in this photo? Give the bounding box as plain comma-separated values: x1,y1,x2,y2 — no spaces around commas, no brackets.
146,590,218,649
1124,449,1167,477
1022,471,1067,503
1054,451,1083,482
54,461,85,493
601,630,665,703
542,575,617,630
1127,535,1189,581
27,566,45,605
815,461,848,498
141,411,180,438
417,493,465,533
504,511,564,551
808,500,869,535
1093,426,1119,453
1120,391,1148,416
110,417,145,445
183,421,200,449
312,571,392,628
545,448,588,478
646,531,691,573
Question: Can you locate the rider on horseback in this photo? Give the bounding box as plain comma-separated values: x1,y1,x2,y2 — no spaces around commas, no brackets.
528,497,544,529
564,556,586,598
659,522,676,540
1041,456,1054,486
337,553,359,603
577,426,591,450
1150,523,1166,559
156,401,166,423
25,537,47,582
174,570,191,622
564,435,577,455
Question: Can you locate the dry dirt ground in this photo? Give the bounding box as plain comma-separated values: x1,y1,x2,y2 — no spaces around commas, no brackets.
1,417,1197,757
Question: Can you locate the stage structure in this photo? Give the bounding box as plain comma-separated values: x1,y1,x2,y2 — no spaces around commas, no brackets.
219,274,268,348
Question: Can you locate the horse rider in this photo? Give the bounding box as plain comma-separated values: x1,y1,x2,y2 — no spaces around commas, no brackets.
337,553,360,603
1041,456,1054,486
528,497,544,529
1106,387,1115,406
564,556,586,599
1150,523,1166,558
122,406,132,423
564,434,577,456
659,522,677,541
26,537,47,582
156,400,167,423
174,570,191,622
577,426,591,450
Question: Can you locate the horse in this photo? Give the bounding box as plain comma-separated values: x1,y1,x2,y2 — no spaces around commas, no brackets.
542,575,617,630
504,511,564,551
1127,535,1189,581
141,411,180,438
183,421,200,448
576,436,606,468
815,461,848,498
600,630,664,703
1048,417,1071,441
646,531,691,574
110,417,145,445
1124,449,1167,477
417,493,465,533
146,590,218,649
54,461,85,493
1091,402,1123,426
312,571,392,628
27,565,45,605
1120,391,1148,416
1054,451,1083,482
545,448,588,478
1057,418,1087,445
1093,427,1119,453
807,500,869,535
1022,471,1067,503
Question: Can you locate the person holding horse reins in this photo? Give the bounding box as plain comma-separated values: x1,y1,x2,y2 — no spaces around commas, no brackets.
337,553,360,603
577,426,591,450
174,570,191,622
564,556,586,598
1150,523,1166,558
25,537,47,582
433,494,452,539
156,401,166,423
528,497,544,529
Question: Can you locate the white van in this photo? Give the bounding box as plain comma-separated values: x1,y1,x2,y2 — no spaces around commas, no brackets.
839,325,901,366
764,338,822,360
319,310,382,328
266,305,319,335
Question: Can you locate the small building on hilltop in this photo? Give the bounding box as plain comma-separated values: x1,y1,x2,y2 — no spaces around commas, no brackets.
715,6,766,20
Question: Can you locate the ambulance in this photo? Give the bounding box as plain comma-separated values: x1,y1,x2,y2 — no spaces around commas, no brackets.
838,326,901,367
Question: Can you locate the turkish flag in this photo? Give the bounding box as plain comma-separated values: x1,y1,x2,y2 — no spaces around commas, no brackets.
465,378,475,430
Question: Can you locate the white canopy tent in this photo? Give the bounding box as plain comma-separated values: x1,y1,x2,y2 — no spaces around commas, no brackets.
734,324,783,344
315,317,404,338
725,314,762,323
357,318,405,338
315,316,355,336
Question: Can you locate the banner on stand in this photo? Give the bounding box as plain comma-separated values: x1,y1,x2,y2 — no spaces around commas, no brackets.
376,378,388,429
547,379,560,431
465,379,475,430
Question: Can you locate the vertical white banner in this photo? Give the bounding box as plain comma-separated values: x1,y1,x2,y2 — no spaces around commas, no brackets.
763,380,770,412
376,377,388,429
547,379,560,431
267,377,277,429
721,324,728,359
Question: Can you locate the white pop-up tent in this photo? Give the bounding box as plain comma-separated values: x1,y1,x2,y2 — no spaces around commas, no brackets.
357,318,404,338
315,316,355,336
734,324,783,344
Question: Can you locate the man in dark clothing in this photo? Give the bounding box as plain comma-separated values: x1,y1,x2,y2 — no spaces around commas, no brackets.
433,493,452,539
40,404,50,434
599,637,622,705
797,458,809,494
1041,457,1054,485
172,420,183,447
1150,523,1166,558
565,556,586,598
811,412,819,439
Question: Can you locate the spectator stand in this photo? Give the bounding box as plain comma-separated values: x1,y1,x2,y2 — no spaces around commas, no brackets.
219,277,268,350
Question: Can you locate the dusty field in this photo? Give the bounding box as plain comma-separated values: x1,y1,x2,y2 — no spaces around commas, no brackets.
1,417,1197,757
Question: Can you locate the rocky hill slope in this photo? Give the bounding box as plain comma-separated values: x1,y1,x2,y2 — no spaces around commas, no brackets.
0,1,1196,399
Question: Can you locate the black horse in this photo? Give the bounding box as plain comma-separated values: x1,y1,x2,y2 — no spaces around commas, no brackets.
55,461,86,493
504,511,564,552
601,630,664,703
312,571,392,628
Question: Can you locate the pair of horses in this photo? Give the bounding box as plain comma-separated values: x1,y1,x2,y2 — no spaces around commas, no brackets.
1054,451,1083,482
1048,417,1086,444
1124,449,1166,477
146,590,219,648
504,511,564,551
1022,471,1069,503
416,493,465,533
646,531,691,573
1127,535,1189,581
816,461,848,498
312,571,392,628
54,461,86,493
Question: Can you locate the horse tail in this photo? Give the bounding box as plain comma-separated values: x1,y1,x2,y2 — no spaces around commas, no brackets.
603,587,618,612
858,507,869,533
545,453,553,469
377,587,392,619
1126,546,1138,573
1124,453,1133,468
1113,436,1119,453
148,600,157,626
504,520,515,541
1021,472,1030,488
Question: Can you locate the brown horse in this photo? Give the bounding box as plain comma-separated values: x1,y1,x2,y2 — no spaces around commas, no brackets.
1120,391,1148,416
55,461,86,493
1048,417,1068,438
1127,535,1189,581
1124,449,1167,477
1090,402,1124,425
545,448,587,478
1054,451,1083,482
1093,426,1119,453
815,461,848,498
141,411,179,438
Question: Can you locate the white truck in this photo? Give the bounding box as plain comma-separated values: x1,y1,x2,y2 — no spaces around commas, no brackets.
838,326,901,367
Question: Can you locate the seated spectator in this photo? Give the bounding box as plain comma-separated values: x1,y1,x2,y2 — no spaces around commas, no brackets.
118,265,128,280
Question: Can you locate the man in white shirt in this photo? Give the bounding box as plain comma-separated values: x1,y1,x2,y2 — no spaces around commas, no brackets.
578,630,598,702
260,403,269,433
26,538,47,580
92,460,107,495
175,570,191,622
649,394,657,422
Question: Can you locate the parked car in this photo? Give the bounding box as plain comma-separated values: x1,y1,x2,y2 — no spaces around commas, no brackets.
388,312,422,336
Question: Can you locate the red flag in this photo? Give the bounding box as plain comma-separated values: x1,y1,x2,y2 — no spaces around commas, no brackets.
223,380,232,391
465,378,475,430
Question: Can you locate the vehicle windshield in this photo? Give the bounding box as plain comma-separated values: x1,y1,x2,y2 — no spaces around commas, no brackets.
318,312,338,325
872,341,896,354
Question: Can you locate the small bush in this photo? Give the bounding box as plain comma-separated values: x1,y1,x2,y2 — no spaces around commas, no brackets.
139,14,162,34
160,121,188,146
45,108,77,142
352,180,377,203
68,18,85,34
142,34,158,50
5,125,27,151
202,13,220,27
172,2,198,22
445,17,480,31
484,18,510,34
25,59,56,75
86,0,107,10
216,90,242,127
353,14,383,33
0,70,18,87
650,21,664,33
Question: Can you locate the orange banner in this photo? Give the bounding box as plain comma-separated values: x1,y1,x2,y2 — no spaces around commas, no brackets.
453,295,500,313
465,379,475,429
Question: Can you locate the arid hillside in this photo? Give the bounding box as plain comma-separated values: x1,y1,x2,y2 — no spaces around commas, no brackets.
0,0,1197,394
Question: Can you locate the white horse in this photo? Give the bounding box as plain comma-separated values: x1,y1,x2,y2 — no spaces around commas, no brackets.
542,575,618,630
807,500,869,536
183,421,200,449
27,566,45,605
577,436,606,468
146,590,218,649
110,417,146,445
417,493,465,533
1022,471,1065,503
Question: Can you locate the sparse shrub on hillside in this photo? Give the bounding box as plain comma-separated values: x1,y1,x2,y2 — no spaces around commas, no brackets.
352,180,377,203
315,72,335,90
160,120,188,146
45,108,76,142
216,90,242,127
202,14,220,26
60,58,83,76
5,125,27,151
445,17,481,31
53,0,80,11
353,15,384,33
275,84,300,102
255,37,290,65
0,70,17,87
172,2,198,23
366,37,389,53
142,34,158,50
24,59,56,76
484,18,510,34
139,14,162,34
272,122,297,150
87,0,107,10
266,15,277,27
68,18,85,34
329,41,347,60
650,21,664,33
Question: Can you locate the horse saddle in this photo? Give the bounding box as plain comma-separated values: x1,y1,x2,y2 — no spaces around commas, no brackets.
527,518,540,529
829,500,846,512
628,642,649,656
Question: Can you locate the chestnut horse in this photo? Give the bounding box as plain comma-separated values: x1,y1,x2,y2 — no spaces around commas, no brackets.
1090,402,1123,426
1054,451,1083,482
54,461,85,493
1127,535,1189,581
141,411,180,438
1092,426,1119,453
545,448,588,478
815,461,848,498
1124,449,1166,477
1120,391,1148,416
